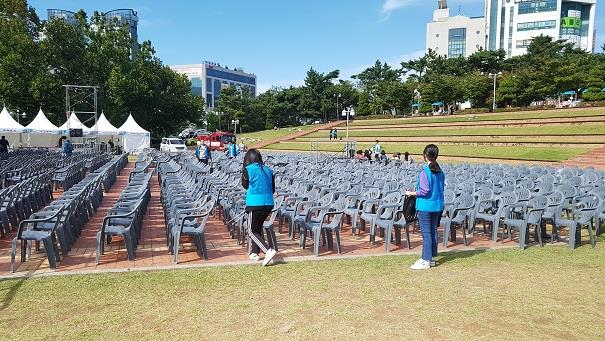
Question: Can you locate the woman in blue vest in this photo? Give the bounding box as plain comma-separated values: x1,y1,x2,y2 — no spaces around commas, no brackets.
405,144,445,270
241,149,277,266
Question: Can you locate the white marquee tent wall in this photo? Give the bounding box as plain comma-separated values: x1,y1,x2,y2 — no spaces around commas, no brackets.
118,114,150,152
26,109,63,147
90,112,120,143
0,106,27,148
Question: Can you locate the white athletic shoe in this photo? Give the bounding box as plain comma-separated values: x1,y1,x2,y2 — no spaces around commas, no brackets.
262,249,277,266
430,260,436,267
249,253,260,261
410,258,430,270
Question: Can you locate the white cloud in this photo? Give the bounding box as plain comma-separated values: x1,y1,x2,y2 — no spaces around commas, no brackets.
381,0,484,15
381,0,415,14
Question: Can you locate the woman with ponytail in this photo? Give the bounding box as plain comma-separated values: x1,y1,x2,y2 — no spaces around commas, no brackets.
241,149,277,266
405,144,445,270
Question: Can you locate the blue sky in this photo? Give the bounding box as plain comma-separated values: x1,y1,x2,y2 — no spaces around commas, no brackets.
29,0,605,93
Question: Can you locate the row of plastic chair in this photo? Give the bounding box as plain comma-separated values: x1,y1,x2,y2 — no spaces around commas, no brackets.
96,159,152,264
158,155,216,264
10,153,126,272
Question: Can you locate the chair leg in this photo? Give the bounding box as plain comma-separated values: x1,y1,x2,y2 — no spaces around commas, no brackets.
95,231,103,264
335,229,341,254
587,222,596,248
173,233,180,264
519,225,526,250
442,222,450,248
568,224,576,250
313,228,321,257
10,237,17,273
199,234,208,260
462,223,468,246
385,225,392,253
42,237,57,269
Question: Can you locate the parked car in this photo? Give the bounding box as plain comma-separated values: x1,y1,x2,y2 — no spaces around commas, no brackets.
160,138,187,153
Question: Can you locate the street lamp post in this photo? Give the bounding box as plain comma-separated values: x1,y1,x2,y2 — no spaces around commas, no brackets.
12,109,26,124
334,93,341,121
488,72,503,112
341,107,355,139
231,119,239,134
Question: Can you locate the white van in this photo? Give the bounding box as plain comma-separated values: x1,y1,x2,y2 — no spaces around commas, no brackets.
160,138,187,153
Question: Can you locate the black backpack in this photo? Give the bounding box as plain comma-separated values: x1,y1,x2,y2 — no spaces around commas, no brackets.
402,195,418,223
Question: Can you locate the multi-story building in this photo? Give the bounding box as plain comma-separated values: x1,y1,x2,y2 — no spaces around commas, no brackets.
486,0,597,57
170,62,257,109
47,8,139,58
426,0,486,58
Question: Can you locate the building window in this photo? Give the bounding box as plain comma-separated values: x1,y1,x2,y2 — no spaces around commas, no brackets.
206,94,213,108
499,6,506,50
517,20,557,31
516,39,533,48
488,0,499,50
518,0,557,15
206,77,213,92
448,28,466,58
191,77,202,96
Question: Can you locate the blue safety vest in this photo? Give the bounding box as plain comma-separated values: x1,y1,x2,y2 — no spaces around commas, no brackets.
415,165,445,212
245,163,274,207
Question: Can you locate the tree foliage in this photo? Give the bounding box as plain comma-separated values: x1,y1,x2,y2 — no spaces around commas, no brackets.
0,0,204,140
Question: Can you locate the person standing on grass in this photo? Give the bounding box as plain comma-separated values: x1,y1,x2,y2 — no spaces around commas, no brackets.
241,149,277,266
405,144,445,270
333,128,338,140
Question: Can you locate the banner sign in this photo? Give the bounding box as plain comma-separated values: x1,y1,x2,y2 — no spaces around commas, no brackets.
561,17,581,29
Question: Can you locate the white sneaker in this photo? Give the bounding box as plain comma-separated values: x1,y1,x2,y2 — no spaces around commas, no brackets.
262,249,277,266
410,258,430,270
430,260,436,267
249,253,260,261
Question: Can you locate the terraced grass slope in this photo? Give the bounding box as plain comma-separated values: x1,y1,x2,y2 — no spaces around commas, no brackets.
261,107,605,165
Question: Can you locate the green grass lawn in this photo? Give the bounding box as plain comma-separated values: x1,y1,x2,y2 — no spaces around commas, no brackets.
238,125,315,144
351,108,605,126
307,124,605,138
1,243,604,340
265,141,589,161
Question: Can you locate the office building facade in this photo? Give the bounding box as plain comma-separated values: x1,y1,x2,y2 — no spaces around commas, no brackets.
486,0,597,56
426,1,486,58
47,8,139,58
170,62,257,109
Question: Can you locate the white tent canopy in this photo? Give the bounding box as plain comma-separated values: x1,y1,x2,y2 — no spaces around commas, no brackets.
0,106,27,133
0,106,27,148
118,114,150,152
26,109,61,133
91,112,120,135
26,109,63,147
59,113,92,133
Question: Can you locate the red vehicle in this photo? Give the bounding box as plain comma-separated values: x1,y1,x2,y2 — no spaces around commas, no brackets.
197,131,236,151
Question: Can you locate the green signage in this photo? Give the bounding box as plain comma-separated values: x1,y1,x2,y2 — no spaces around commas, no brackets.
561,17,581,29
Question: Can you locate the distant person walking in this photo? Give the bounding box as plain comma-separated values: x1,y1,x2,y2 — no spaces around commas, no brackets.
62,139,73,157
108,139,115,153
196,141,211,165
405,144,445,270
241,149,277,266
0,136,9,153
333,128,338,140
329,128,334,141
372,140,382,161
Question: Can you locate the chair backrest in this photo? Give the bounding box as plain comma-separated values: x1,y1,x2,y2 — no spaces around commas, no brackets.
527,196,547,224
